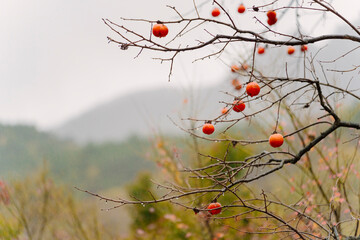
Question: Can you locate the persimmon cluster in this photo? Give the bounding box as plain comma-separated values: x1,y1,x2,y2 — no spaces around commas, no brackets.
202,70,285,153
202,82,267,136
151,7,308,58
212,3,246,17
146,2,331,218
257,45,307,55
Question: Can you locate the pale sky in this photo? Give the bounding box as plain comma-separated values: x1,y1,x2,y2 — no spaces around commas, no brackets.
1,0,359,129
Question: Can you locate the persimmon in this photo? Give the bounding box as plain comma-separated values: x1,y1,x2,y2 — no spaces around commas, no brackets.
233,100,245,112
221,107,228,114
246,82,260,97
152,24,169,38
267,10,277,20
266,11,277,26
267,17,277,26
231,79,240,86
231,65,240,72
231,64,247,72
301,45,308,52
202,123,215,135
235,84,242,90
257,47,265,54
287,46,295,55
212,8,220,17
269,133,284,148
238,4,246,13
207,202,222,215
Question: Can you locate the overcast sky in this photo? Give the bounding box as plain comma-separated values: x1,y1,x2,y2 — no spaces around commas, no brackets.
1,0,359,129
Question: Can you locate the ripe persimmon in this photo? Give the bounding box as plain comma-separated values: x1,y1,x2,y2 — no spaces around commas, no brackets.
231,79,242,90
234,84,242,90
266,10,277,26
207,202,222,215
231,65,240,72
257,47,265,54
202,123,215,135
233,100,245,112
287,46,295,55
246,82,260,97
212,8,220,17
241,63,248,70
221,107,228,114
152,24,169,38
269,133,284,148
238,4,246,13
267,17,277,26
301,45,308,52
267,10,277,20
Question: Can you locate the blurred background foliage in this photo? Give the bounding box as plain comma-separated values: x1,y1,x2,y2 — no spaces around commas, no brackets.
0,122,262,239
0,124,154,191
0,103,359,239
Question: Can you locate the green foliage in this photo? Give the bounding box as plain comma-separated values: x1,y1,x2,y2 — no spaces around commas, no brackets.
125,172,202,240
0,124,154,190
126,172,162,229
0,216,20,240
0,166,121,240
123,135,260,240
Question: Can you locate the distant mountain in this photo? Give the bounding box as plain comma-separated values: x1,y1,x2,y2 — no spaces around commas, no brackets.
53,84,234,143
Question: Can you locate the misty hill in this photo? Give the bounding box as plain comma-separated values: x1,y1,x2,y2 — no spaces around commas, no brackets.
53,84,235,143
0,124,154,191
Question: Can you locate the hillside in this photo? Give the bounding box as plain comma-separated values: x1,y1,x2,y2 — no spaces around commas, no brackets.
0,124,154,191
53,83,235,143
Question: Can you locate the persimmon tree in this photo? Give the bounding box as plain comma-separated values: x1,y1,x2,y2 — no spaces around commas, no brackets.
80,1,360,239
